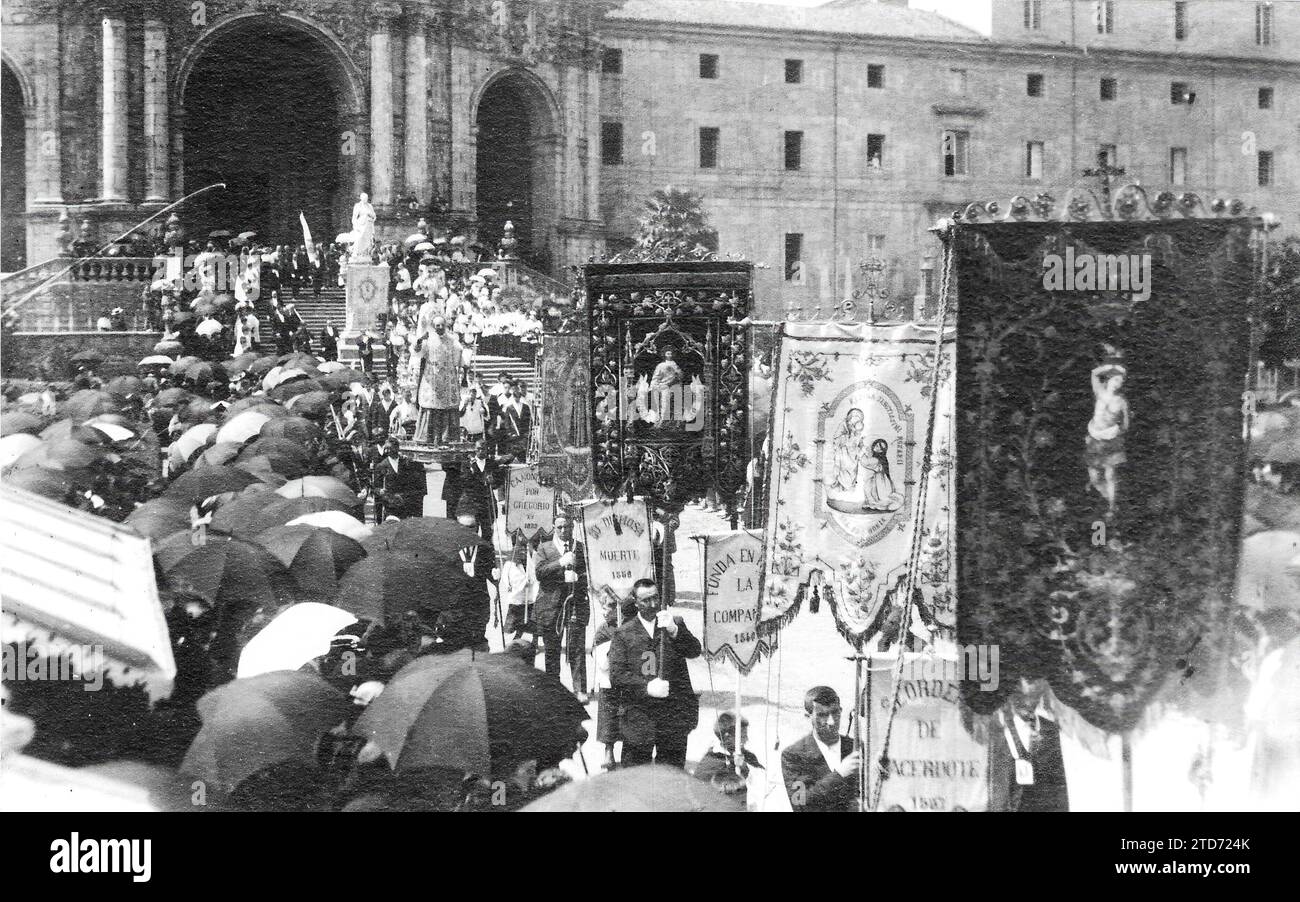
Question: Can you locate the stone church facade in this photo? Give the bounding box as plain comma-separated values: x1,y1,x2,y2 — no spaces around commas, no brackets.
3,0,1297,319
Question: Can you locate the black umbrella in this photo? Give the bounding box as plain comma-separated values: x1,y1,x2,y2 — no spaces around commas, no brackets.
259,416,323,447
61,390,121,424
211,495,356,539
352,653,589,781
1,411,45,437
104,375,144,400
364,518,494,580
70,349,105,366
166,465,262,505
124,496,193,540
181,671,351,798
154,387,193,408
238,437,312,467
335,550,487,651
253,524,367,599
157,535,295,614
521,765,744,812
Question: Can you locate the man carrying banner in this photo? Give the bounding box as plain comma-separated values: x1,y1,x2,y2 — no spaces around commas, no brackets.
781,686,862,812
608,578,702,768
533,514,590,701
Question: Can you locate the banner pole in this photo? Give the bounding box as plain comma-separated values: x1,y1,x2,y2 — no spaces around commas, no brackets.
734,666,744,779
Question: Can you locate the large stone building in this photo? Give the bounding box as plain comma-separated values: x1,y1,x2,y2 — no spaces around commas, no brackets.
3,0,1296,319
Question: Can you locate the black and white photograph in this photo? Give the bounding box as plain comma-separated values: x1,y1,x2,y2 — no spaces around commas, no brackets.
0,0,1296,860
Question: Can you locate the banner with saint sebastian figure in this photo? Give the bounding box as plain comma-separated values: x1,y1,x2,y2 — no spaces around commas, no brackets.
951,199,1256,733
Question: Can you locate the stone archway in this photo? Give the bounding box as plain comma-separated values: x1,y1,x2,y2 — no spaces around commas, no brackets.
2,60,29,270
175,15,363,245
473,68,560,271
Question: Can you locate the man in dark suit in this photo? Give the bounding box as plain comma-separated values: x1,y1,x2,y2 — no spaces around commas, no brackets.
369,382,398,435
319,320,340,361
988,679,1069,812
608,577,702,768
461,440,499,539
533,514,590,701
781,686,862,812
497,382,532,461
372,437,426,522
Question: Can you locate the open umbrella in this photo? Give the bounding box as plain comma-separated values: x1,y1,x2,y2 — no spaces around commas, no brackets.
169,422,218,469
248,357,278,377
275,476,358,506
207,229,232,239
61,390,120,423
239,437,313,467
166,465,261,505
0,433,43,471
237,453,307,482
335,550,485,642
278,352,321,370
269,379,325,405
352,653,589,781
124,496,193,540
2,411,45,437
99,357,136,379
157,536,294,613
259,416,322,447
185,361,224,386
404,233,428,246
364,517,493,580
39,418,108,445
139,355,174,367
288,510,372,542
152,339,184,356
85,420,136,443
237,231,258,242
316,361,347,374
285,390,333,419
216,409,272,445
227,352,259,376
13,438,108,473
413,241,435,252
180,671,351,797
70,349,105,366
521,765,744,812
236,602,361,679
104,375,143,400
224,397,287,420
5,466,75,502
169,355,201,377
316,371,357,393
195,318,224,338
253,524,366,599
1237,531,1300,611
212,495,355,539
154,387,192,408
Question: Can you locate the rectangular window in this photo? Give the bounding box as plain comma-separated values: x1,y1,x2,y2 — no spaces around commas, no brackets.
1259,150,1274,187
1027,73,1044,97
1257,3,1274,46
1174,1,1188,40
949,68,968,94
1098,144,1117,169
699,53,719,79
784,233,804,282
1169,147,1187,185
699,126,719,169
1171,81,1192,104
942,130,969,177
866,134,885,170
600,121,623,165
1259,86,1275,109
601,48,623,74
1095,0,1114,34
1024,0,1042,29
867,64,885,89
785,59,803,84
867,234,886,257
1100,77,1117,100
1026,141,1044,179
784,131,803,171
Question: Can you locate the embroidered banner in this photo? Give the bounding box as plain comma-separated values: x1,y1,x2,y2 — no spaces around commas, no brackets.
504,465,555,541
694,530,769,674
536,332,594,503
759,322,955,651
344,264,389,335
861,657,990,812
952,215,1253,732
579,498,656,609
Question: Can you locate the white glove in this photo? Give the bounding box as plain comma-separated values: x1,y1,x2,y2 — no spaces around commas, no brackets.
559,551,576,568
655,610,680,636
835,749,862,779
646,678,670,699
350,680,386,707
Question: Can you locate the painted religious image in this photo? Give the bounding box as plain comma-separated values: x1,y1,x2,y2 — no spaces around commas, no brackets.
1085,346,1130,517
619,319,711,443
827,413,903,514
820,384,910,529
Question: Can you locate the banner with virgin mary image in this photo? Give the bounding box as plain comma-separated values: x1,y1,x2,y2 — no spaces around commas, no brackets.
951,206,1256,734
536,333,594,502
759,321,955,651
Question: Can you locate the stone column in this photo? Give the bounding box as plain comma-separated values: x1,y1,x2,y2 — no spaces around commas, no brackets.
143,16,169,204
404,17,430,205
30,22,63,204
99,8,128,203
368,5,401,208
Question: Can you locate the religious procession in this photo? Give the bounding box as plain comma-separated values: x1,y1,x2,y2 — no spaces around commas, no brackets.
0,0,1297,830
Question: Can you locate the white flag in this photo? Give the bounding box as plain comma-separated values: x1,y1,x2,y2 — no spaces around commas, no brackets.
299,212,318,265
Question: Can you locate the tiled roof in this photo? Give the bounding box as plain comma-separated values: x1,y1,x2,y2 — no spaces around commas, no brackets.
606,0,985,41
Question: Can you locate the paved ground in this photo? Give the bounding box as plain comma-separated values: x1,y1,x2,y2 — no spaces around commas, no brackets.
484,503,868,808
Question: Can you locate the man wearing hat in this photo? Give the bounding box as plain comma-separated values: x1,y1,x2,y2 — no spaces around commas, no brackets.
533,514,590,701
372,437,426,521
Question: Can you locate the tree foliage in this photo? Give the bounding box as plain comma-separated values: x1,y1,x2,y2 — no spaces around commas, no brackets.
619,186,718,263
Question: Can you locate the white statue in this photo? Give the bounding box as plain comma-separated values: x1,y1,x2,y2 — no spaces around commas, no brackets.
349,192,376,263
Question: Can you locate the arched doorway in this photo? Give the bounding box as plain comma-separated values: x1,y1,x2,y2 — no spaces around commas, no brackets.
2,63,27,271
475,71,558,271
179,18,357,246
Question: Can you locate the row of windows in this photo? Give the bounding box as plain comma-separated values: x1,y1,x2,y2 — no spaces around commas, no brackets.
602,47,886,87
1023,0,1274,44
600,120,1277,188
782,233,887,282
1027,75,1275,109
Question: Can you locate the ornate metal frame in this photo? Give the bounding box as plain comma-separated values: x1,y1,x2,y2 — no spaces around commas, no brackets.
582,262,752,509
950,183,1255,224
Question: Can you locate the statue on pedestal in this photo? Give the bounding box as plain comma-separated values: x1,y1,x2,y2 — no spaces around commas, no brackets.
349,192,377,264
